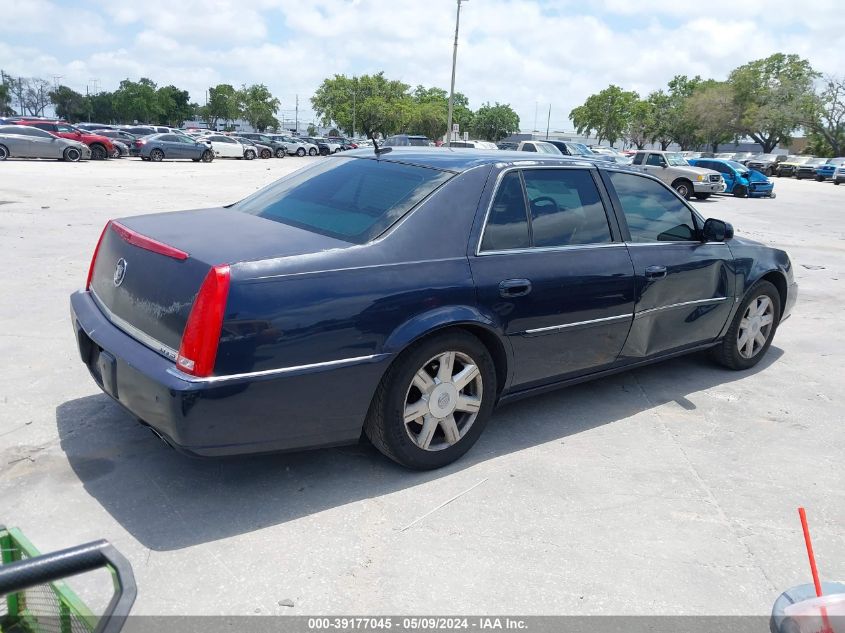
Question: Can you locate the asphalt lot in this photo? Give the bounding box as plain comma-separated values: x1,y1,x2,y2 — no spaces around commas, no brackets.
0,157,843,616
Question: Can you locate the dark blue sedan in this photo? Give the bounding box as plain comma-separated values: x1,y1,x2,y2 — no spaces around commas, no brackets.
71,149,797,469
689,158,775,197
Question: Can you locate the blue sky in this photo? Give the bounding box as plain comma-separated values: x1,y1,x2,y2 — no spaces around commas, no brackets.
3,0,844,131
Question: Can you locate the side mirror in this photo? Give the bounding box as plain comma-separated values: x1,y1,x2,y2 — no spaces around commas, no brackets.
702,218,734,242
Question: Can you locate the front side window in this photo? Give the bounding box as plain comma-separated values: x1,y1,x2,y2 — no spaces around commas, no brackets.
522,170,611,247
480,172,530,251
646,153,665,167
234,157,452,244
608,172,698,243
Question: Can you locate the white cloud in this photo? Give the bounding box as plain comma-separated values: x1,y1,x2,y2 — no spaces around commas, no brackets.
1,0,843,131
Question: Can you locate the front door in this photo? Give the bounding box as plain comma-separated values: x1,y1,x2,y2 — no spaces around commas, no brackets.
469,168,636,389
602,170,735,359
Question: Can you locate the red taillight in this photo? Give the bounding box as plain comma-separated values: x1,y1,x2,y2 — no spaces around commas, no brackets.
86,221,111,290
176,265,231,377
111,221,189,260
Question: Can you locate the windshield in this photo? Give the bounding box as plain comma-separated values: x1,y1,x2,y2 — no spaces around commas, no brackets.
665,153,688,167
566,142,592,155
233,157,452,244
726,160,749,173
408,137,430,146
806,158,827,166
755,154,777,161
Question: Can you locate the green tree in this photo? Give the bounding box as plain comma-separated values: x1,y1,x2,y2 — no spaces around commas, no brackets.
0,72,14,116
312,72,411,139
112,78,161,123
664,75,705,150
156,85,194,126
625,100,655,149
86,91,116,123
647,90,673,149
729,53,819,152
240,84,280,132
49,85,86,121
307,123,317,136
685,81,739,152
569,85,638,146
803,75,845,157
205,83,241,130
470,102,520,142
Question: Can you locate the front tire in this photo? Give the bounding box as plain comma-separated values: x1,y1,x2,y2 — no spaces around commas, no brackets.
816,175,825,182
712,280,781,370
0,144,7,160
308,147,318,156
364,331,497,470
244,149,256,160
201,149,214,163
733,184,748,198
672,179,693,200
149,148,164,162
63,147,82,162
694,193,711,200
296,147,306,157
275,148,286,158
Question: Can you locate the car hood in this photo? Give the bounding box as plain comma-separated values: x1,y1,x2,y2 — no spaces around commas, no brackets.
675,165,720,176
745,170,770,182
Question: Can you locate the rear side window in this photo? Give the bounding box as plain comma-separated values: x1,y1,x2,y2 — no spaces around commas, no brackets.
480,172,530,251
522,170,611,246
607,172,698,243
234,157,452,244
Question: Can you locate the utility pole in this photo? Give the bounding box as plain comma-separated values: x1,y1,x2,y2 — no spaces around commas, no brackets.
446,0,468,147
545,105,551,139
295,94,299,134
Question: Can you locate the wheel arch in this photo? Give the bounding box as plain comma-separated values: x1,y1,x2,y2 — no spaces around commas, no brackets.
382,308,511,396
759,270,788,317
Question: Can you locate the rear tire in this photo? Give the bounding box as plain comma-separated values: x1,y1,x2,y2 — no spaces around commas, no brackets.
816,175,825,182
296,147,306,157
149,148,164,162
711,280,781,371
364,331,497,470
261,149,272,159
0,144,10,160
63,147,82,162
90,144,108,160
765,167,773,177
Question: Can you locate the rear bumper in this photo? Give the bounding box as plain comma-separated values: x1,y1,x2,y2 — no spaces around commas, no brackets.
70,290,389,457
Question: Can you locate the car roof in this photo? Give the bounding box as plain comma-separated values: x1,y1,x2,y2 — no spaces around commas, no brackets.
341,147,602,172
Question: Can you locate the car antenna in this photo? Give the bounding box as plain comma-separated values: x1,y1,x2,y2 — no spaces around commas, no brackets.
371,134,392,157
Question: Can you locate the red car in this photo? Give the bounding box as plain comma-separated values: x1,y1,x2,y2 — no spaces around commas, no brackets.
15,119,115,160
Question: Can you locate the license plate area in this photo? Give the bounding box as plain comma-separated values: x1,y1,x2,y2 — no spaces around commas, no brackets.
79,328,118,398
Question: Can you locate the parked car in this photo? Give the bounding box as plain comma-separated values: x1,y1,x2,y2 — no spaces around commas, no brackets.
776,155,814,177
631,150,724,199
314,137,341,154
110,139,130,158
300,136,333,155
202,134,250,159
382,134,433,147
72,148,797,469
237,133,288,158
272,135,317,156
746,153,787,176
516,140,563,155
0,124,91,161
136,133,214,162
834,165,845,185
714,152,737,160
16,119,115,160
543,140,610,161
688,158,774,198
794,157,828,179
496,141,519,151
119,126,158,137
91,129,142,156
814,158,845,181
448,140,499,149
76,123,116,131
234,136,272,159
732,152,755,165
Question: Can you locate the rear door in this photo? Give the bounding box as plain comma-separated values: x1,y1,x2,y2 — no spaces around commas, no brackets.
602,170,735,359
469,167,635,389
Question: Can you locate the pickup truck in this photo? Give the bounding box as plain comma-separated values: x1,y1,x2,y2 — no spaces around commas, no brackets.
631,150,725,200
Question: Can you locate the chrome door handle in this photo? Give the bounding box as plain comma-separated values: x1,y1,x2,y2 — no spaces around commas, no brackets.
645,265,667,280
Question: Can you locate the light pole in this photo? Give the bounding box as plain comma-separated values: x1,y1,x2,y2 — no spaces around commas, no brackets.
446,0,468,147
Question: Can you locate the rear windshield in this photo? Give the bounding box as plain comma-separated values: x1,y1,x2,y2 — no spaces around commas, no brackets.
233,157,452,244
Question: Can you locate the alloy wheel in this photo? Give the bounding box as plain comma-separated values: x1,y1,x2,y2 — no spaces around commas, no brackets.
0,145,9,160
403,351,483,451
737,295,775,359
